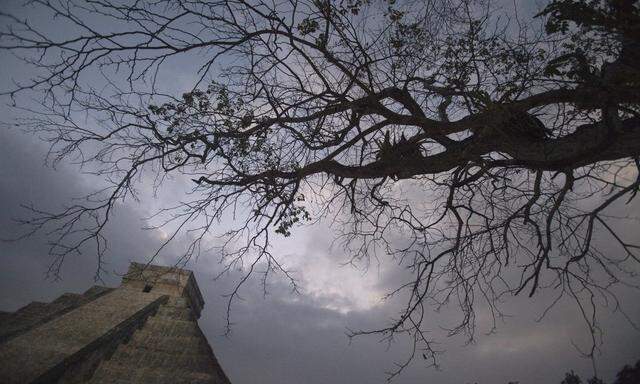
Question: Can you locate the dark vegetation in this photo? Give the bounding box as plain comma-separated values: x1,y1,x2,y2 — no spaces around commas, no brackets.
556,359,640,384
500,358,640,384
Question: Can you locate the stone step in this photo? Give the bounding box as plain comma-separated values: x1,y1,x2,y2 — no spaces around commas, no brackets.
50,292,83,305
164,297,190,307
0,311,10,323
142,317,202,338
154,305,194,321
108,344,216,372
82,285,114,298
89,361,216,384
0,288,114,344
15,301,47,315
128,331,210,354
81,300,165,316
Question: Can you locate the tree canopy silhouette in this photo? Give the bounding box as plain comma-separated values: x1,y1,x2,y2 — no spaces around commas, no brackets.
1,0,639,377
557,359,640,384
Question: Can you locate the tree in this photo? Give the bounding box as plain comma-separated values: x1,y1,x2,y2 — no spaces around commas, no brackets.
614,360,640,384
553,359,640,384
1,0,639,378
562,371,582,384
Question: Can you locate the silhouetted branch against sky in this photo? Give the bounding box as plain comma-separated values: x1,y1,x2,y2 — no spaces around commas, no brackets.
1,0,639,379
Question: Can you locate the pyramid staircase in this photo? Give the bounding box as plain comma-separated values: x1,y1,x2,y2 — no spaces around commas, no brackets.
88,297,231,384
0,263,232,384
0,286,113,344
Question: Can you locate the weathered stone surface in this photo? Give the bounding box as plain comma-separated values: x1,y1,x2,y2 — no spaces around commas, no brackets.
0,286,114,344
121,263,206,318
0,263,231,384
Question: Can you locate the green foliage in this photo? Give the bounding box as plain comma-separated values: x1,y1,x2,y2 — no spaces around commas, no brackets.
536,0,640,83
274,200,311,237
335,0,373,16
387,12,425,54
537,0,639,36
297,18,319,36
146,82,263,157
537,0,605,35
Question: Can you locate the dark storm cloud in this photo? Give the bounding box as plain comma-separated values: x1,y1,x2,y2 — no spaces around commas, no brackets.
1,125,640,384
0,127,153,306
0,126,413,383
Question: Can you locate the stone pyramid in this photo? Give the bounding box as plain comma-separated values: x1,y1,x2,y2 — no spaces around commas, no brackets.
0,262,232,384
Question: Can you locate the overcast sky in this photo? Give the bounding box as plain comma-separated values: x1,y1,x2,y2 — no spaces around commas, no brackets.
1,1,639,384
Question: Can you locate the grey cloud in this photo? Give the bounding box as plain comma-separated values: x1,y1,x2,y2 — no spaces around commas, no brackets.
1,114,640,384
